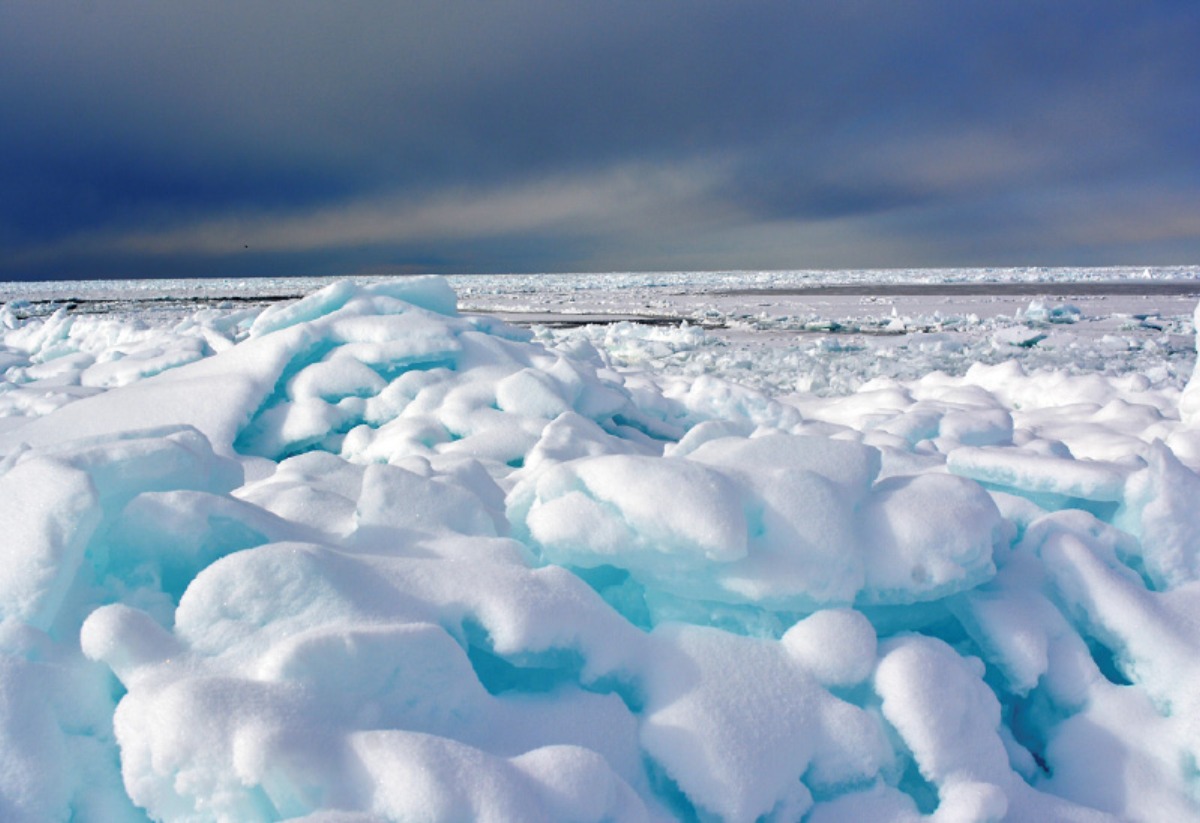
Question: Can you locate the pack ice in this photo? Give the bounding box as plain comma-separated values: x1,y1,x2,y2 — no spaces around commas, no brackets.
1,277,1200,822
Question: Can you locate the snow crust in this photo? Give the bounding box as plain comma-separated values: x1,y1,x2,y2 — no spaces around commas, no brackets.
1,273,1200,821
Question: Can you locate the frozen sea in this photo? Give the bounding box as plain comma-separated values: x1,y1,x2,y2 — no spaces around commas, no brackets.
2,267,1200,822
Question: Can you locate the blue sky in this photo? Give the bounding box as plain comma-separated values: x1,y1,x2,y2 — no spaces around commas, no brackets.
2,0,1198,280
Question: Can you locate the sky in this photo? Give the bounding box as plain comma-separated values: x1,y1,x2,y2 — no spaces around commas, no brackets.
1,0,1198,281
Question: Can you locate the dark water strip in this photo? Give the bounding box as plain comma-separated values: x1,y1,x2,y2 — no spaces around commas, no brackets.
19,294,302,308
716,280,1200,297
5,293,302,318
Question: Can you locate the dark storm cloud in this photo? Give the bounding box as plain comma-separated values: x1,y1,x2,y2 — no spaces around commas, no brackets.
1,0,1197,279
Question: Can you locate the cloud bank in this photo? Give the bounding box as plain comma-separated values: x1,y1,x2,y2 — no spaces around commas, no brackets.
1,0,1197,278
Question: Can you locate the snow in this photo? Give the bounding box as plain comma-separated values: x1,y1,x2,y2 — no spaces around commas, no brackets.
1,269,1200,821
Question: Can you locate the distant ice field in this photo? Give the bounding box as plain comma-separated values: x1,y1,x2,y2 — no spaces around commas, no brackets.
5,267,1200,397
5,265,1200,309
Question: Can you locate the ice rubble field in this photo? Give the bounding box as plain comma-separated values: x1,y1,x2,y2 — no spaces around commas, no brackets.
3,275,1200,821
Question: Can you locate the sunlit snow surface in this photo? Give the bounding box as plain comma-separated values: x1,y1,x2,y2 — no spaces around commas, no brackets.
2,269,1200,822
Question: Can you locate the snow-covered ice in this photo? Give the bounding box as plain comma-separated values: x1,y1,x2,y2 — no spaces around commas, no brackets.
2,269,1200,821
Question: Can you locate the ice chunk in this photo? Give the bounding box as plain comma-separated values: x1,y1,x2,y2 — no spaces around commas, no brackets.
1024,300,1082,324
639,623,890,822
716,463,865,607
685,432,880,497
234,451,365,541
1035,529,1200,820
0,457,100,629
947,446,1132,503
46,425,243,507
248,277,459,340
512,431,1008,613
936,407,1014,449
495,368,572,419
1040,685,1197,822
512,454,748,573
875,636,1012,820
0,327,300,457
84,520,657,820
105,489,303,600
366,275,460,317
250,281,359,337
349,731,649,823
663,418,754,458
287,355,388,402
0,281,465,461
324,311,462,372
1117,440,1200,588
781,608,877,688
521,412,644,474
352,462,500,545
237,397,348,458
663,374,803,431
79,336,209,389
80,603,182,687
858,473,1002,603
952,552,1083,699
0,621,137,823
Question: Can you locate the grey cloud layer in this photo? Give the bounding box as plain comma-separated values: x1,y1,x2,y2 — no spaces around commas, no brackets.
2,0,1197,278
